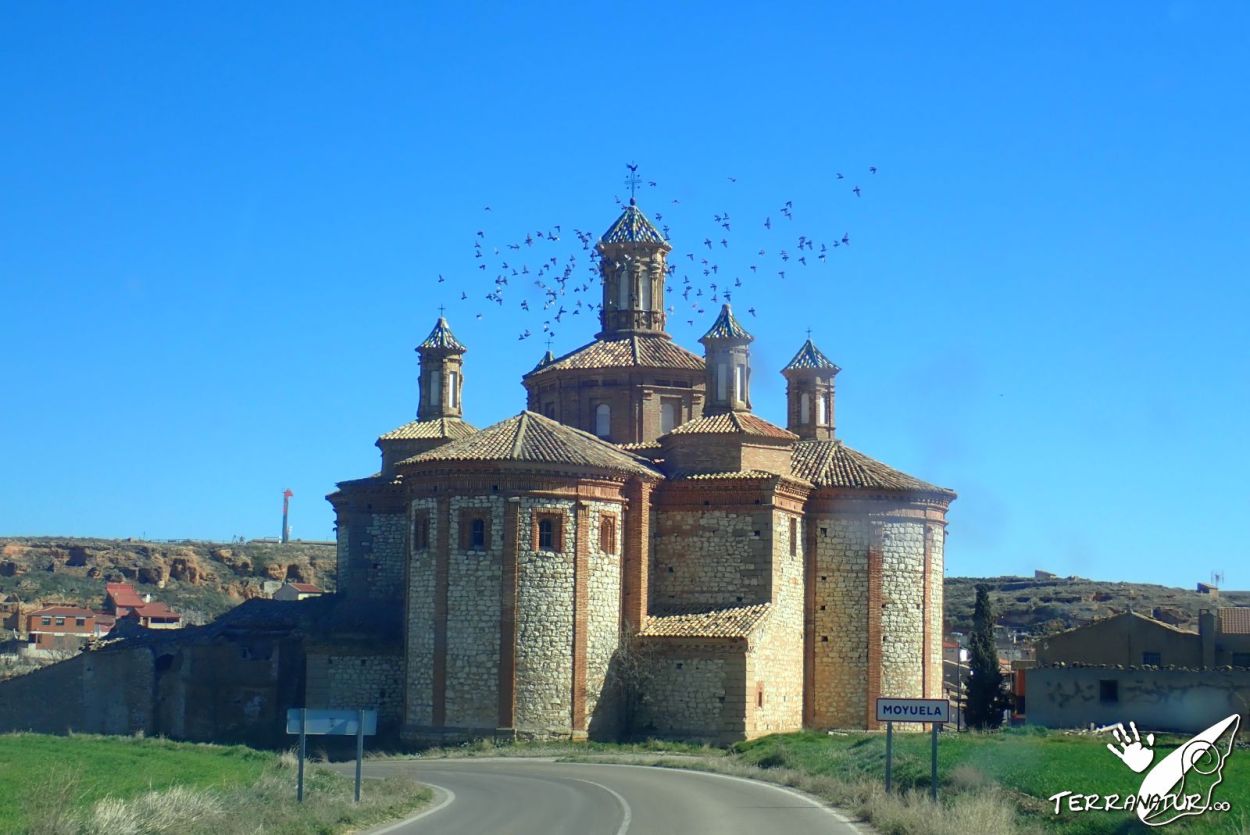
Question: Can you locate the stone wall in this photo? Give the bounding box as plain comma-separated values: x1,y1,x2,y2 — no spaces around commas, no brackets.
637,641,746,742
335,507,406,602
1026,666,1250,733
404,497,438,729
0,647,154,736
926,526,945,699
652,508,772,612
584,500,623,736
514,497,575,733
306,648,403,730
745,509,804,737
445,494,504,729
809,515,870,727
879,520,927,708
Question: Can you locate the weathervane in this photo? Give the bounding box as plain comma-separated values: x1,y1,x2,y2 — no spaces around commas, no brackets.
625,162,640,204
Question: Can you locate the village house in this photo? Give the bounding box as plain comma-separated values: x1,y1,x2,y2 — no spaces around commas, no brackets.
274,582,324,601
25,606,98,652
105,582,182,629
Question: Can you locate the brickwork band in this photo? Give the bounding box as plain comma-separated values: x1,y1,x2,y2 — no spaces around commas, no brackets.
571,503,591,732
865,522,883,730
498,499,519,729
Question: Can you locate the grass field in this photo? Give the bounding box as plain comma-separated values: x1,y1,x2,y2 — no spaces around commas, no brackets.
0,733,429,834
733,727,1250,834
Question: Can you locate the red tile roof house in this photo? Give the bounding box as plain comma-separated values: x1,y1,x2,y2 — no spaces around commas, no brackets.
25,606,98,652
273,582,323,602
105,582,183,629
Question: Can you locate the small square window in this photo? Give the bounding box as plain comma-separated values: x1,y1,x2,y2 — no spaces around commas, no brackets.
41,617,51,626
75,617,86,627
55,617,65,626
1099,679,1119,704
1141,651,1162,666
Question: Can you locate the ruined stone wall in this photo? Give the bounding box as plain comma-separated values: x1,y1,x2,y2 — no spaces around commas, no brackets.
637,641,746,742
745,509,804,737
404,497,438,729
335,508,406,602
584,500,623,735
652,508,772,612
306,649,403,729
515,497,575,733
446,495,503,729
0,647,155,736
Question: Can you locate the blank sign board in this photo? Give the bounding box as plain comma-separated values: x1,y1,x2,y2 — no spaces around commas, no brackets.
286,708,378,736
875,698,949,724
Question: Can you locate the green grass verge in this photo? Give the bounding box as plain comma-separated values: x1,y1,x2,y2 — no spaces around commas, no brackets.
732,727,1250,834
0,733,430,835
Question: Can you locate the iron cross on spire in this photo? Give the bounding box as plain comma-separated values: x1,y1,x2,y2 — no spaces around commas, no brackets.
625,162,641,204
438,304,446,318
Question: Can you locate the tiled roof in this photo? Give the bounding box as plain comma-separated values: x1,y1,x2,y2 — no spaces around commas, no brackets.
524,334,704,377
286,582,322,593
531,349,555,371
791,440,956,497
105,583,145,608
783,338,840,373
617,441,662,451
599,201,668,246
29,605,97,618
377,417,476,441
1219,608,1250,635
666,411,797,440
418,317,466,352
403,411,660,476
700,304,753,344
641,603,771,638
675,469,784,481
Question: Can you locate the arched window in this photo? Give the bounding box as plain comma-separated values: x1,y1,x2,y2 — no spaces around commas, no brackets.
448,371,459,409
800,392,811,424
429,370,441,405
618,267,630,309
816,392,826,425
640,275,652,310
538,518,554,549
595,403,611,437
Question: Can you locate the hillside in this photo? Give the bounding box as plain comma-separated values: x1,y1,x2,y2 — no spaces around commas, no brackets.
944,574,1250,635
0,537,337,625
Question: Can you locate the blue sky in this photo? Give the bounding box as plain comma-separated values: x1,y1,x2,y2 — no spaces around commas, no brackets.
2,3,1247,588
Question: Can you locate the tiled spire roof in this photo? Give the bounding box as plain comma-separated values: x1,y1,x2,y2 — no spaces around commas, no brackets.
402,411,659,476
783,338,840,373
699,304,753,344
377,417,476,442
531,349,555,372
418,317,466,352
599,200,668,246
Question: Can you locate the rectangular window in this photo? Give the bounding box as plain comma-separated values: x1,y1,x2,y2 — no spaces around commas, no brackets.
448,371,459,409
75,617,86,627
55,617,65,626
1099,679,1119,704
429,370,441,405
716,364,727,400
660,399,680,434
789,518,798,556
1141,651,1161,666
816,392,827,425
460,512,490,551
413,514,430,551
534,513,564,552
41,617,51,626
735,365,745,401
600,515,617,553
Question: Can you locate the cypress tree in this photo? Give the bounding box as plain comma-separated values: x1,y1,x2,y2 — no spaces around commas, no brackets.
965,583,1006,729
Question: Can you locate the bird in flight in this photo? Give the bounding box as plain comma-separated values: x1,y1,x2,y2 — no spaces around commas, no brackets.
869,165,877,174
852,186,861,197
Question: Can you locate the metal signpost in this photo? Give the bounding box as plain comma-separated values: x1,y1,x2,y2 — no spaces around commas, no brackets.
875,698,950,801
286,708,378,803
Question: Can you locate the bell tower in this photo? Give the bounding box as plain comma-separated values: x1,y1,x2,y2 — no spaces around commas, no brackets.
699,304,753,416
781,336,839,440
417,315,467,420
596,198,671,337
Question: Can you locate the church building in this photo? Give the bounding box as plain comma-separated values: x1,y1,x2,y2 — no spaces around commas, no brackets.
328,199,955,742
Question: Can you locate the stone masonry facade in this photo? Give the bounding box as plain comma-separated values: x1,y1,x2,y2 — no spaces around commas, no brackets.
327,198,955,743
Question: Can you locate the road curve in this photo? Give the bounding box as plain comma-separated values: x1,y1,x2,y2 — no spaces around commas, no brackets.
339,758,861,835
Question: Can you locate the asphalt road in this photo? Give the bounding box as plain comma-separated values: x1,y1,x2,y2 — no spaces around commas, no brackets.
336,757,861,835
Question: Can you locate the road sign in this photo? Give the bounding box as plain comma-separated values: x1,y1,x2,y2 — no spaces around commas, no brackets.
286,708,377,804
286,708,377,736
875,698,949,724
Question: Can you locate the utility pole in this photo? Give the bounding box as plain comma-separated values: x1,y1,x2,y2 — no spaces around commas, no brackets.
282,489,293,544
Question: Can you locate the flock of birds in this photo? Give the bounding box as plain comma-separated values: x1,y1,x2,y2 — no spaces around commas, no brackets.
434,165,880,351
